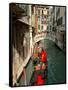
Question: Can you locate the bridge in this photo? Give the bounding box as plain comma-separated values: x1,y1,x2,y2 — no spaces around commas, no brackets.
33,31,56,45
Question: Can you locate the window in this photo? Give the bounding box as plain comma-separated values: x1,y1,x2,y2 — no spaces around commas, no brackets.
38,16,40,21
56,7,60,17
41,25,43,30
38,25,40,30
38,10,40,15
42,10,43,15
53,7,55,12
50,26,51,30
57,17,63,26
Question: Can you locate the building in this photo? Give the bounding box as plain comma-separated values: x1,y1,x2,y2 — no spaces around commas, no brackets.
55,6,66,51
10,3,34,86
47,6,66,51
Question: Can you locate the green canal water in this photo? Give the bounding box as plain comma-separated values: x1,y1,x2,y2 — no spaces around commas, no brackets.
44,39,66,85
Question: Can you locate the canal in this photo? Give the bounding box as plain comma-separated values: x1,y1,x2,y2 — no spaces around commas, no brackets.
18,39,66,86
44,39,66,85
30,39,66,85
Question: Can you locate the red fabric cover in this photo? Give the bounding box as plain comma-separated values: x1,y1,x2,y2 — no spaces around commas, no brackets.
41,51,47,63
36,75,45,85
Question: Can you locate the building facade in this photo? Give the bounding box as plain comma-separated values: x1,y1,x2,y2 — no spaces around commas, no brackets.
47,6,66,51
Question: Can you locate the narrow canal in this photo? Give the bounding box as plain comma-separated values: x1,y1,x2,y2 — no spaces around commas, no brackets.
18,39,66,86
30,39,66,85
